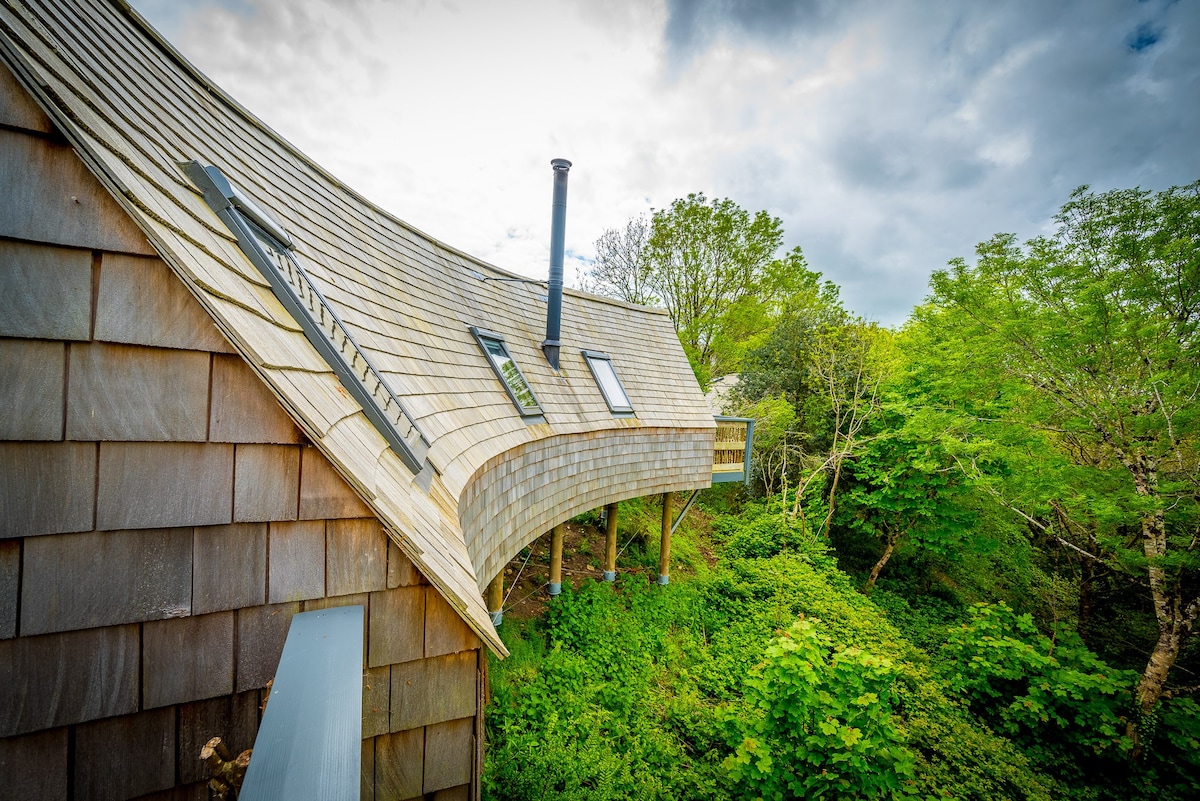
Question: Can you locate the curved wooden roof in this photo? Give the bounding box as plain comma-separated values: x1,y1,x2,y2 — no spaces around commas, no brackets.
0,0,715,655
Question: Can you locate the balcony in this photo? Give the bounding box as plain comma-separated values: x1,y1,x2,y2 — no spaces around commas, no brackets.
712,416,753,484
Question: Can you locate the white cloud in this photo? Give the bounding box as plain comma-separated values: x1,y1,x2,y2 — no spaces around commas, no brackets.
132,0,1200,326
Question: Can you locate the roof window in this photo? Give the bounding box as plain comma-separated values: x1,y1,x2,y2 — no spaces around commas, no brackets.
582,350,633,414
471,327,542,417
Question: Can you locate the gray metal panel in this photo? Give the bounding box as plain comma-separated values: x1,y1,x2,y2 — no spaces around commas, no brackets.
240,605,364,801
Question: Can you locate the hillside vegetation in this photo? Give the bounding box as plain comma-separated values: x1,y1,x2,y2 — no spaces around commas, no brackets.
484,183,1200,800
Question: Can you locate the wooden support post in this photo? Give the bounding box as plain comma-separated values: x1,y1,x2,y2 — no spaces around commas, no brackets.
658,492,672,585
604,502,619,582
548,524,564,596
487,573,504,626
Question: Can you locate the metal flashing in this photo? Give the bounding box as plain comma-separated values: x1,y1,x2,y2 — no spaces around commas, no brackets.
184,161,430,474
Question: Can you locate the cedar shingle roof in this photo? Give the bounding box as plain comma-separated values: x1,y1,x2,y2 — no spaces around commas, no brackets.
0,0,714,655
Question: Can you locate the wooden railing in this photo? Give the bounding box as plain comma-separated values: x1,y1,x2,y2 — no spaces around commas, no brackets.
713,416,753,484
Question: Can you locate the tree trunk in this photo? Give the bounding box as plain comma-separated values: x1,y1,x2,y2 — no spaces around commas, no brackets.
865,530,900,591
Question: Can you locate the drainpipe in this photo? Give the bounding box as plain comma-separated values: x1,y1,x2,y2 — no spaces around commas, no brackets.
543,158,571,370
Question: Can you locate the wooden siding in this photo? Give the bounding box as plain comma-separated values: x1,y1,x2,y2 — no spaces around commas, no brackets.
0,0,716,657
0,77,483,798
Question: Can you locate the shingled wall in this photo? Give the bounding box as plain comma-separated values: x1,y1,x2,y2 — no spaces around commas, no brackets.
0,61,481,801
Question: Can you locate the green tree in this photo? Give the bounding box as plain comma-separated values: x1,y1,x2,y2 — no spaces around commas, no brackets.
587,194,816,386
916,182,1200,741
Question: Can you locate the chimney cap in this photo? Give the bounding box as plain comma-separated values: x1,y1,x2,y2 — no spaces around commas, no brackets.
551,158,572,171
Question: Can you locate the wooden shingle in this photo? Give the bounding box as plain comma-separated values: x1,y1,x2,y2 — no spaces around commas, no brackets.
0,59,52,132
73,708,176,801
362,665,391,739
424,718,474,793
373,728,423,801
0,339,65,441
235,602,298,692
424,587,478,659
143,612,235,708
0,239,91,341
96,442,233,530
267,520,325,603
0,128,154,255
389,651,477,730
210,354,303,444
66,343,210,442
299,445,373,520
94,253,233,352
21,528,192,635
0,442,95,539
176,694,259,784
0,728,68,801
0,541,17,639
233,444,300,523
192,522,267,614
368,586,424,668
327,518,387,597
0,624,139,736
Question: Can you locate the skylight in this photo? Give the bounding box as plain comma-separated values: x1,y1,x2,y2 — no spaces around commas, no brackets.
471,327,542,417
582,350,633,414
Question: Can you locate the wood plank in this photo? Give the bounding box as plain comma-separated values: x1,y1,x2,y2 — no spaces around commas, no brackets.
423,718,474,793
74,708,176,801
234,444,300,523
299,445,372,520
175,691,261,784
361,738,375,801
143,611,235,708
66,342,210,442
235,602,299,693
210,354,304,444
0,59,53,132
424,586,479,659
373,728,423,801
95,252,233,352
21,527,192,635
0,541,17,639
0,339,64,441
362,665,391,739
96,441,233,530
267,520,325,603
0,239,91,341
367,586,424,669
193,522,267,614
389,652,477,731
327,518,387,597
0,442,95,539
0,728,68,801
0,624,139,736
387,540,424,588
0,128,153,254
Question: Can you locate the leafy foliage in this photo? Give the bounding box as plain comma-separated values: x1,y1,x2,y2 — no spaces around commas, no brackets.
726,619,916,800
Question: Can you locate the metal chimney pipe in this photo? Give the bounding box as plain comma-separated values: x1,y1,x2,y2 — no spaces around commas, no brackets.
543,158,571,370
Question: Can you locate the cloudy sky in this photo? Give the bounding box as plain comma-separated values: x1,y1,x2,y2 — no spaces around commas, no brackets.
130,0,1199,327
